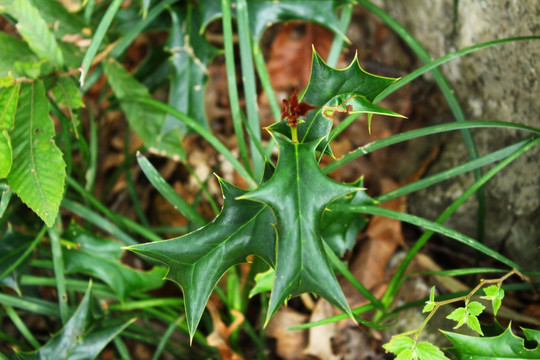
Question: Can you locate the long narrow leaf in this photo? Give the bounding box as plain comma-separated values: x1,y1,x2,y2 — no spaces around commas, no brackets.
79,0,123,86
136,152,206,228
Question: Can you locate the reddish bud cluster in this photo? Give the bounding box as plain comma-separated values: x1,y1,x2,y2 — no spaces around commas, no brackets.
281,89,317,128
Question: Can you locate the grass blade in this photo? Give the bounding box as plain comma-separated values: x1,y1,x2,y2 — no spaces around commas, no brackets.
375,138,533,203
0,226,45,284
48,225,69,324
126,96,257,188
326,3,353,67
136,152,206,228
253,41,281,123
0,293,59,317
3,305,40,349
151,315,184,360
323,120,540,174
79,0,123,86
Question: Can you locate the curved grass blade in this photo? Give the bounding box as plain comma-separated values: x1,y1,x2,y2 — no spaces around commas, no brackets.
79,0,123,86
126,96,256,188
288,304,375,331
137,152,206,228
324,120,540,174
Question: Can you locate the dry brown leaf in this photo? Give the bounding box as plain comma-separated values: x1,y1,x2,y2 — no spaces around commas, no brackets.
304,300,340,360
206,302,245,360
266,307,308,360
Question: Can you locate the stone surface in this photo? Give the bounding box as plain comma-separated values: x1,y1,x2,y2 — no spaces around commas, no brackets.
373,0,540,269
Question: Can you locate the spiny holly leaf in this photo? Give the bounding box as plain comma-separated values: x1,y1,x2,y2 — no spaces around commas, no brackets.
164,4,221,135
482,284,504,316
269,50,403,149
63,224,166,302
14,283,134,360
127,177,276,340
445,326,540,359
7,81,66,227
103,59,185,161
200,0,349,42
240,131,359,324
446,301,485,335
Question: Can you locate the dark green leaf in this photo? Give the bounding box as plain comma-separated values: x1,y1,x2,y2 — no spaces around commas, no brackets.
445,326,540,359
269,50,402,148
103,59,185,161
241,132,358,323
0,228,33,295
5,0,64,66
63,225,166,302
7,81,66,227
321,178,372,256
127,177,276,339
164,4,221,135
15,283,134,360
28,0,86,38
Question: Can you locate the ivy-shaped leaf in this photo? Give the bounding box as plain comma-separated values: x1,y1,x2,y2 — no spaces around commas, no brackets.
103,59,185,161
481,284,504,316
445,326,540,359
269,50,403,151
164,4,221,135
127,177,276,339
7,81,66,227
63,224,167,302
4,0,64,66
240,131,359,323
446,301,485,335
14,283,134,360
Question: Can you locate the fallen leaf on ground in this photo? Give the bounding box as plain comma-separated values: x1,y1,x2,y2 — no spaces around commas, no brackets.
206,302,245,360
266,307,308,360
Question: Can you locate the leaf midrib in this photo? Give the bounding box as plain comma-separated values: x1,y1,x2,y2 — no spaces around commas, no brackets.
28,83,47,210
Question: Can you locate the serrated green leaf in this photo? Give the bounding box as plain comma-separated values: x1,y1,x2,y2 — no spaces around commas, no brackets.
466,314,483,335
240,132,358,323
482,284,504,316
127,177,276,339
6,0,64,66
51,77,84,109
0,130,11,178
0,83,20,130
416,342,450,360
445,326,540,359
63,225,166,302
7,81,66,227
447,307,467,323
27,0,86,38
467,301,485,316
321,178,372,256
15,283,134,360
0,32,39,77
383,336,414,355
396,349,414,360
164,4,220,135
269,50,402,148
103,59,185,161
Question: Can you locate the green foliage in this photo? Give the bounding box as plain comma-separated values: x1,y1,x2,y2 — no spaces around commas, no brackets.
7,81,66,227
446,301,485,335
383,337,449,360
422,286,436,313
14,283,134,360
481,284,504,316
445,326,540,359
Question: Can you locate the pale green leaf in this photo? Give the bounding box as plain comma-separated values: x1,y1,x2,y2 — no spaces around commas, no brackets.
423,286,436,313
383,336,414,354
0,130,11,178
0,32,39,77
7,81,66,227
396,349,414,360
0,83,20,130
416,342,450,360
249,268,275,298
482,285,504,316
103,59,185,161
0,73,15,88
466,314,483,335
445,326,540,359
447,307,466,323
51,77,84,109
7,0,64,66
467,301,485,316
